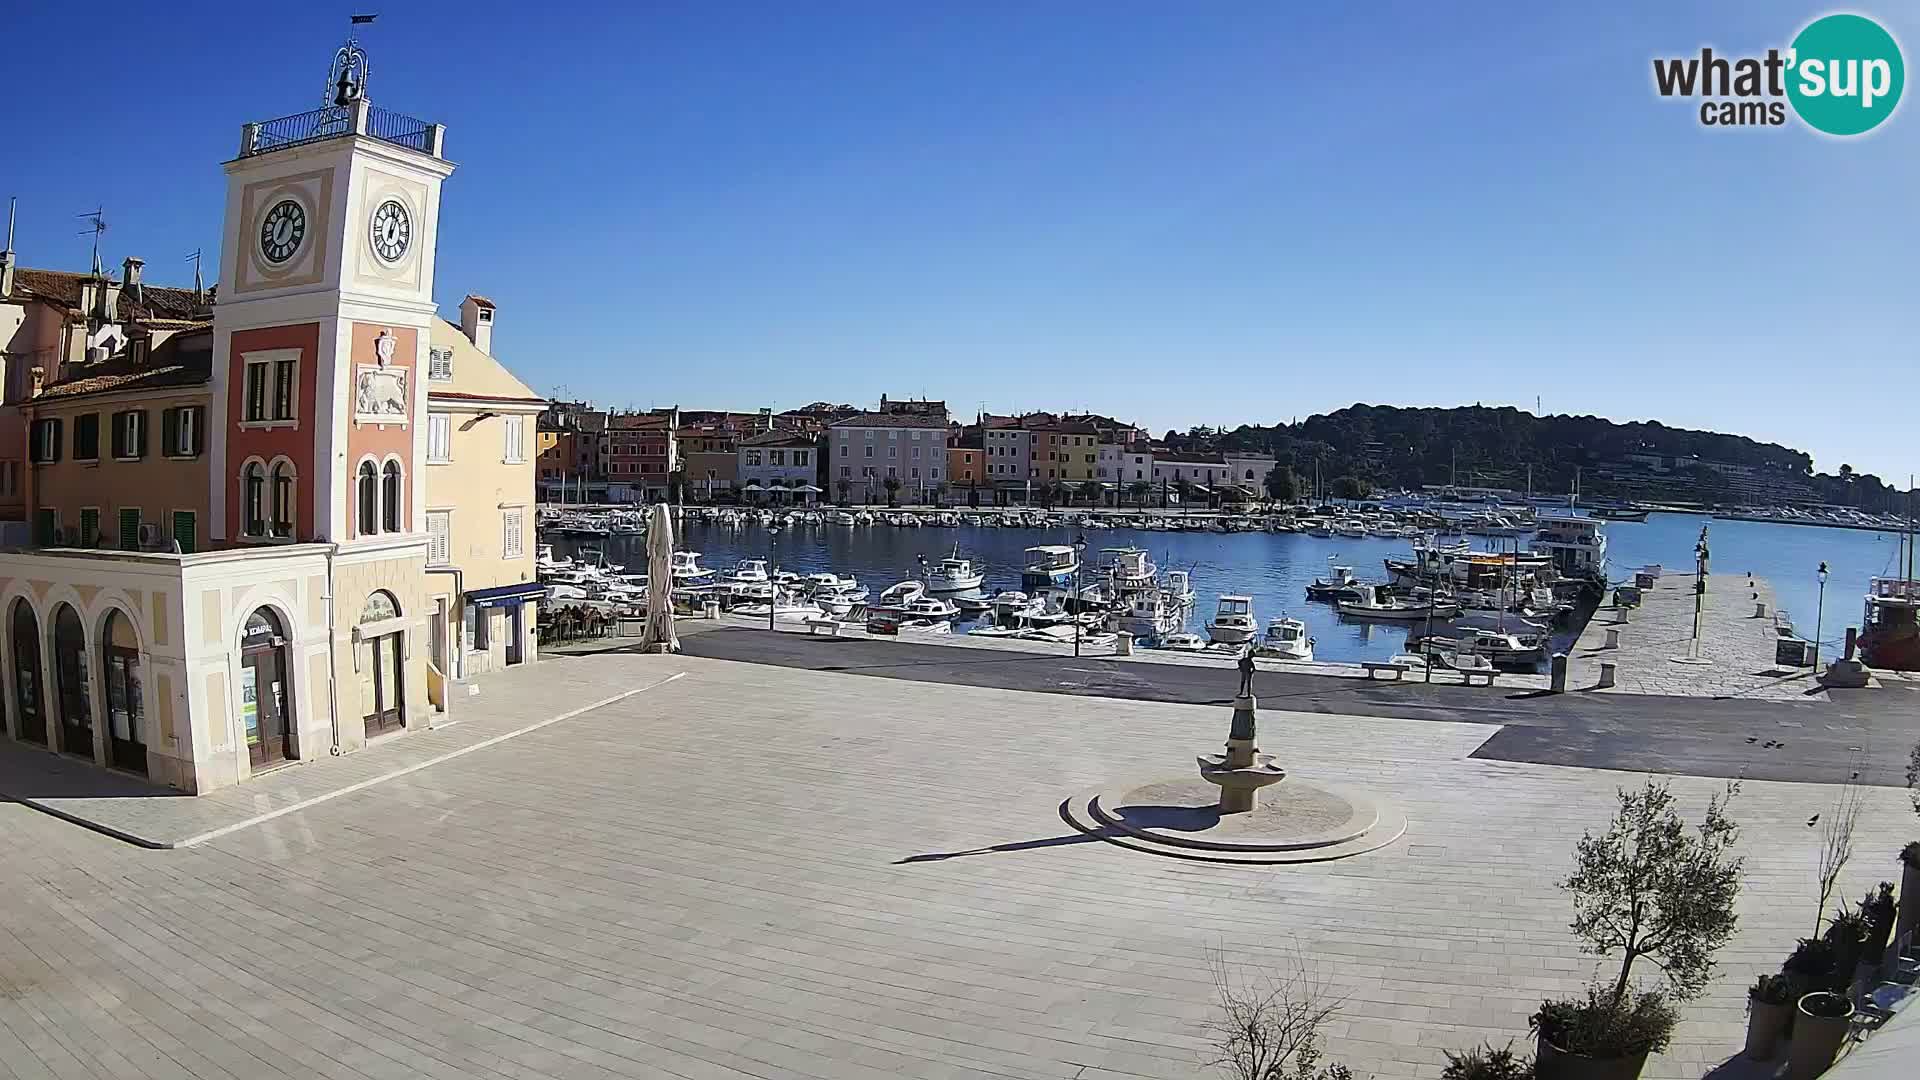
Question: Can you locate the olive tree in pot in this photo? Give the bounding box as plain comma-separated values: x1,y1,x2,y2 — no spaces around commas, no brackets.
1529,781,1743,1080
1859,883,1897,976
1788,990,1855,1079
1743,974,1794,1062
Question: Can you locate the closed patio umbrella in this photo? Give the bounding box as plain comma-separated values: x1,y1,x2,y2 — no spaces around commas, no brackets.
640,502,679,653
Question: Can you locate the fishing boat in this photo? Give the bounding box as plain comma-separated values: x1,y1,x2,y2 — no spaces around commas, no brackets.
1019,545,1079,589
1258,616,1314,662
1860,576,1920,671
1336,583,1459,621
1205,595,1257,644
920,552,985,592
1305,559,1363,600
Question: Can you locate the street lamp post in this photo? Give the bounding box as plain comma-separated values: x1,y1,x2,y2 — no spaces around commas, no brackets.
768,531,777,632
1814,561,1829,671
1073,532,1089,658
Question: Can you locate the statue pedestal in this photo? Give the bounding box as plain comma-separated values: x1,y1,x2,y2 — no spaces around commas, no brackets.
1197,695,1287,814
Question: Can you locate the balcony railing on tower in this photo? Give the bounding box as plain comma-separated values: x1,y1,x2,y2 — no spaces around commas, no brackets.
239,100,444,160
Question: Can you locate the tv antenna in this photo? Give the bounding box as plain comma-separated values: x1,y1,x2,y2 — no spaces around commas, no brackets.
185,248,205,298
77,208,107,275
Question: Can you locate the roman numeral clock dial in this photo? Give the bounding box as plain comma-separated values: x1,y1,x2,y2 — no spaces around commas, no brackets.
370,199,412,263
258,199,305,264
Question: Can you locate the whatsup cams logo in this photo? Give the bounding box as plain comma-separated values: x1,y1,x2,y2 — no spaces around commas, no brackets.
1653,12,1904,134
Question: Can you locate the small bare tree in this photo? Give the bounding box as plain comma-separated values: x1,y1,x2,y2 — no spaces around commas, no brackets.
1814,779,1866,934
1907,740,1920,817
1205,945,1354,1080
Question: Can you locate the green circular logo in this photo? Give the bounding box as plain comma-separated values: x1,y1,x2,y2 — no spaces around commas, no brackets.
1787,14,1904,135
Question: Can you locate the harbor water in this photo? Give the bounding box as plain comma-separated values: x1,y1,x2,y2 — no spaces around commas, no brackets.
545,511,1908,666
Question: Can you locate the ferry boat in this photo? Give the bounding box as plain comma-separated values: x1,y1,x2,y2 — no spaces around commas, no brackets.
1530,514,1608,587
1206,595,1257,644
1259,616,1314,662
1860,576,1920,671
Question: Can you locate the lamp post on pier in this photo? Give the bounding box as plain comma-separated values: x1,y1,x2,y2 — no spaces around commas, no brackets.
1813,561,1829,671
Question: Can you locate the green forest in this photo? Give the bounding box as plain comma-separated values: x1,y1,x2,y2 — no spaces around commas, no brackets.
1160,404,1910,509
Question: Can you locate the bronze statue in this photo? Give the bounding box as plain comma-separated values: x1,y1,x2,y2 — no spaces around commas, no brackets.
1237,645,1256,698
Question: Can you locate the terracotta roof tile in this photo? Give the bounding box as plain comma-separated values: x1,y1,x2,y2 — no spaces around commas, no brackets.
36,327,212,401
828,411,950,429
10,267,207,322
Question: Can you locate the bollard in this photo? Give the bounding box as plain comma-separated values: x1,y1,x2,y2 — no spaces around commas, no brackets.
1844,626,1858,660
1598,661,1617,689
1550,652,1569,693
1115,631,1134,656
1604,628,1620,649
703,600,720,620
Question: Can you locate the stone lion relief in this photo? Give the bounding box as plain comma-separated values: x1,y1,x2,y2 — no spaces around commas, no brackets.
355,365,408,420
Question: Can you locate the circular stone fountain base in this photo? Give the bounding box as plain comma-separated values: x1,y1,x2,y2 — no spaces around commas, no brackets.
1062,776,1405,864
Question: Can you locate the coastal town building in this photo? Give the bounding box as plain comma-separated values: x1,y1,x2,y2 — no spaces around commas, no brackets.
1097,441,1154,503
946,436,985,501
0,41,540,794
1224,451,1277,493
1152,453,1233,500
827,397,949,504
605,410,676,502
737,429,820,503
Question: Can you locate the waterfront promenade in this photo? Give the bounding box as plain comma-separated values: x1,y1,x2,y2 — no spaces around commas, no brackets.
0,648,1911,1080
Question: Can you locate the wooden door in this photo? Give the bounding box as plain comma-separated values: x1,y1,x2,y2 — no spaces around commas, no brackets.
243,646,290,768
364,634,405,736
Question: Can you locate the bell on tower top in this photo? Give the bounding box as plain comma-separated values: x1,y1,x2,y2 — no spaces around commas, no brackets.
327,26,372,107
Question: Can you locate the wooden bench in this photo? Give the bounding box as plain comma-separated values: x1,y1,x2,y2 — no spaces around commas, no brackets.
804,616,843,636
1361,661,1404,681
1460,668,1498,686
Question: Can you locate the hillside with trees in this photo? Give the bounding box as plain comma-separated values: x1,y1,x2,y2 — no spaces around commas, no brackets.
1161,405,1909,509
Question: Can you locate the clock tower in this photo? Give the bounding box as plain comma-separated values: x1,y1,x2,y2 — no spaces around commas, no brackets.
210,36,454,749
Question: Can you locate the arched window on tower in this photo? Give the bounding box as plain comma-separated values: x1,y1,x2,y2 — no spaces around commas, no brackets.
271,462,295,539
357,461,378,537
242,462,266,537
381,461,402,533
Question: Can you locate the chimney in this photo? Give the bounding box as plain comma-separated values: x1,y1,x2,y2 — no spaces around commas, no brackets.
459,295,495,354
759,406,773,432
0,197,14,299
122,257,144,303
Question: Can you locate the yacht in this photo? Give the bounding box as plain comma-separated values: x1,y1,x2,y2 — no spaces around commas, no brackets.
1337,583,1460,621
1205,595,1257,644
668,551,715,584
1259,616,1314,662
921,553,985,592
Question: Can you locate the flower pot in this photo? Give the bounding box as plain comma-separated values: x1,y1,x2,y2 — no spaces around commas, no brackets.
1788,992,1855,1080
1744,996,1792,1061
1536,1034,1650,1080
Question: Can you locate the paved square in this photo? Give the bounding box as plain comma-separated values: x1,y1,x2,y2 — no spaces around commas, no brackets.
0,652,1910,1079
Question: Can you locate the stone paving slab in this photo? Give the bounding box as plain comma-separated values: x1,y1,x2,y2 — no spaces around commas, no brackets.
0,649,1914,1080
0,660,683,848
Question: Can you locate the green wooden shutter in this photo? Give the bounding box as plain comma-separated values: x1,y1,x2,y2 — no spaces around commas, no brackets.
78,508,100,546
162,408,180,456
171,511,196,554
33,509,55,546
118,508,141,550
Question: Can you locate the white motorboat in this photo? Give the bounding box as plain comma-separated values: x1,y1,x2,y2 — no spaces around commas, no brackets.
1117,588,1181,639
732,596,821,620
829,511,857,525
901,595,962,620
878,580,927,606
1205,595,1257,644
921,553,985,592
1336,583,1459,621
1416,629,1547,668
951,593,994,613
669,551,715,584
1019,545,1079,591
1259,616,1314,662
729,559,771,586
1160,632,1210,652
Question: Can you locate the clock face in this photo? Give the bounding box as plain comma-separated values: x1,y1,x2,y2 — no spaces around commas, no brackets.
259,200,306,265
370,199,412,263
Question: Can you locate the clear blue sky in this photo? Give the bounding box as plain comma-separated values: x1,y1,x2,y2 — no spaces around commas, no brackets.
6,3,1914,478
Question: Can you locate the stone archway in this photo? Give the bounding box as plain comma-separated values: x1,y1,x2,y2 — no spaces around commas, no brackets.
101,610,147,775
9,600,45,745
51,604,92,760
240,607,295,769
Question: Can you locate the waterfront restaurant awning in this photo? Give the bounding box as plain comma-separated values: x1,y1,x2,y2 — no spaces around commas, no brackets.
741,482,765,492
1188,483,1213,495
793,484,823,493
464,581,546,609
